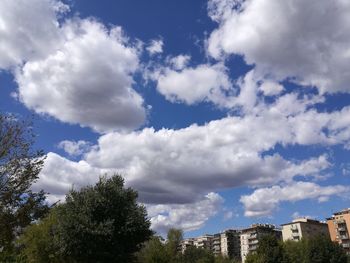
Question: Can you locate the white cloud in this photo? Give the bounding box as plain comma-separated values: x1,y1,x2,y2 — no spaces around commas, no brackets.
147,192,223,234
35,153,224,233
33,152,110,203
207,0,350,93
259,81,284,96
35,92,350,228
36,86,350,205
146,39,164,55
240,181,350,217
168,54,191,70
155,63,233,106
58,140,92,157
223,211,234,221
16,18,146,133
0,0,68,69
83,116,334,204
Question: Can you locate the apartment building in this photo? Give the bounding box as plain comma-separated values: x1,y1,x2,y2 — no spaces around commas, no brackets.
327,208,350,255
220,229,241,260
193,234,214,250
180,229,241,260
240,224,282,263
281,218,329,241
180,238,195,254
212,233,221,256
180,235,213,254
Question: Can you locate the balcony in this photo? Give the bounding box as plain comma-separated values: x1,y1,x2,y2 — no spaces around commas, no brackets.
248,245,258,251
290,225,298,231
249,239,259,245
292,232,300,238
248,234,257,240
340,234,349,240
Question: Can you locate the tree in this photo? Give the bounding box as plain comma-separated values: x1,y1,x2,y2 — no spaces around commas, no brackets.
245,235,289,263
306,235,347,263
0,114,48,257
283,239,307,263
182,246,215,263
166,228,183,259
54,174,153,262
17,208,63,263
283,235,347,263
137,236,170,263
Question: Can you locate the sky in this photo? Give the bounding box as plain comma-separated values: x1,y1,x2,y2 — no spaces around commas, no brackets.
1,0,350,237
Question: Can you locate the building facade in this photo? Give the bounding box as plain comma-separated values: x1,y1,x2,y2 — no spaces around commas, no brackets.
180,229,241,260
327,208,350,255
240,224,282,263
193,234,214,250
281,218,329,242
220,229,241,260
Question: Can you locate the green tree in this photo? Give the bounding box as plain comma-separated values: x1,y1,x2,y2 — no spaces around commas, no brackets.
283,235,347,263
182,246,215,263
214,255,239,263
17,208,63,263
137,236,170,263
283,239,308,263
0,114,48,258
245,253,262,263
166,228,183,260
306,235,347,263
245,235,289,263
54,174,152,262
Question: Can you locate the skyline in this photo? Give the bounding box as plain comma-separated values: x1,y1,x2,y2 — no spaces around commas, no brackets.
1,0,350,237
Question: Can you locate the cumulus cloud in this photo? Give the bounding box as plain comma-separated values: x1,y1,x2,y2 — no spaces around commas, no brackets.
36,89,350,206
167,54,191,70
259,81,284,96
35,90,350,228
207,0,350,93
0,0,68,69
58,140,92,157
146,39,164,55
240,181,350,217
154,63,233,106
16,18,146,133
147,192,223,234
33,152,110,203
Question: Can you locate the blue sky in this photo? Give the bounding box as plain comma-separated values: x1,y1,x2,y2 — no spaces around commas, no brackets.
1,0,350,237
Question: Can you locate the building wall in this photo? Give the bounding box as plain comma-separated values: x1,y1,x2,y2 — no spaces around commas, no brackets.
221,230,241,260
282,218,329,242
327,209,350,255
240,224,281,263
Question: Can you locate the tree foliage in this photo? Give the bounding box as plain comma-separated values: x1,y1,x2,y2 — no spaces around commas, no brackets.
246,234,348,263
182,246,215,263
0,114,48,257
166,228,183,261
305,235,347,263
18,174,153,263
17,208,62,263
137,236,169,263
137,228,239,263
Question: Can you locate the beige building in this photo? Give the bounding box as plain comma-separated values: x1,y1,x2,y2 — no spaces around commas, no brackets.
180,238,195,254
180,235,213,253
219,229,241,260
193,234,214,250
180,229,241,260
281,218,329,242
240,224,282,263
327,208,350,255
